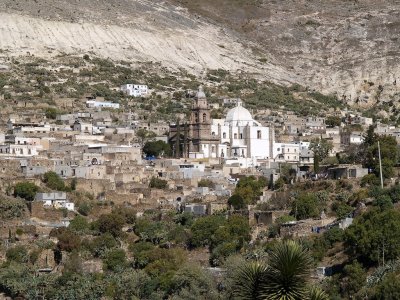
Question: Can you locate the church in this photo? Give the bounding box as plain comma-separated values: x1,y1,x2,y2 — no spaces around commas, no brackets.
168,87,274,160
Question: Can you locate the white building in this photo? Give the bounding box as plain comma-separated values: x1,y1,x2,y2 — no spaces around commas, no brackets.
341,131,364,145
121,84,148,97
273,143,300,163
209,100,274,159
0,144,40,156
86,100,120,109
35,192,75,211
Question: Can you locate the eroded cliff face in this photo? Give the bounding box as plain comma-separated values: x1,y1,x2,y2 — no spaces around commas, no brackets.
1,0,400,107
173,0,400,107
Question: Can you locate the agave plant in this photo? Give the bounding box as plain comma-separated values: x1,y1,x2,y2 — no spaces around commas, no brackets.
232,240,327,300
261,240,312,300
308,285,330,300
232,261,269,300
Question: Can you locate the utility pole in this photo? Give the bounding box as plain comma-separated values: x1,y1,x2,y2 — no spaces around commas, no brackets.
378,141,384,189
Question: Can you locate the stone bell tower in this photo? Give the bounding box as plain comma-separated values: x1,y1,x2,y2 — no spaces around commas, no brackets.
189,86,213,153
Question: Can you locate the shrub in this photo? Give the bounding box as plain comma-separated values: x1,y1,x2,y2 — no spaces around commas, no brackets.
69,215,89,233
228,194,246,210
0,197,26,219
6,245,28,263
14,182,39,201
50,228,81,252
96,213,125,237
104,249,127,272
149,177,168,189
43,171,65,191
77,202,91,216
197,179,215,189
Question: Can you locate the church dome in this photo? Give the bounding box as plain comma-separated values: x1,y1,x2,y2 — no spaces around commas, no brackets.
225,101,254,124
195,86,206,99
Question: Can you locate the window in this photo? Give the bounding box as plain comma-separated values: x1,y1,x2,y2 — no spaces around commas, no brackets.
223,132,226,139
212,132,215,136
240,133,243,139
212,146,215,152
195,113,199,123
257,130,262,139
203,113,207,123
234,133,238,139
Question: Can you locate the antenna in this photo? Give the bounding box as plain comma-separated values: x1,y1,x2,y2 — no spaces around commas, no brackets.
378,141,383,188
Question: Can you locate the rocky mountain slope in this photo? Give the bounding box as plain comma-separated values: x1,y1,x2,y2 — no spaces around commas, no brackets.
1,0,400,107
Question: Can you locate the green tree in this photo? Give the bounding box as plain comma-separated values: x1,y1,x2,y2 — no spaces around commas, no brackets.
331,201,353,219
45,107,58,119
104,249,127,272
169,264,218,299
51,228,81,252
96,213,125,237
371,272,400,300
136,128,157,148
107,269,154,299
341,261,366,298
234,176,267,204
326,116,342,127
190,215,225,248
43,171,66,191
13,182,39,201
291,193,320,220
87,233,117,258
228,194,246,210
364,135,398,179
309,138,333,172
143,140,172,157
69,215,89,233
346,208,400,265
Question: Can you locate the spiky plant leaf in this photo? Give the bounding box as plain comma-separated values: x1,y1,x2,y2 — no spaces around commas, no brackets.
261,240,313,300
232,261,268,300
308,285,330,300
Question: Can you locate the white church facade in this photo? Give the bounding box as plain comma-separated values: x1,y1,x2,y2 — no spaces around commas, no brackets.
169,88,274,160
209,100,273,159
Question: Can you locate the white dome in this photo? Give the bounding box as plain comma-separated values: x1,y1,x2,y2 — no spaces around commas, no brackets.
196,86,206,99
225,101,254,124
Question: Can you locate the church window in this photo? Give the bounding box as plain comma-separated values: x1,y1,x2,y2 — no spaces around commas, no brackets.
203,113,207,123
234,133,238,139
257,130,262,139
223,132,226,139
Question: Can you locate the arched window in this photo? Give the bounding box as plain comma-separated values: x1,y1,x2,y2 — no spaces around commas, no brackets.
257,130,262,139
203,113,207,123
223,132,226,139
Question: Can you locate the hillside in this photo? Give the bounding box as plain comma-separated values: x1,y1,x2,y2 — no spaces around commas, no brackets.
1,0,400,108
